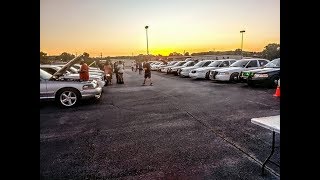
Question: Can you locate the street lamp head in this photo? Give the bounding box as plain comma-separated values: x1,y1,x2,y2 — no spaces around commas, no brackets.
145,26,149,29
240,30,245,33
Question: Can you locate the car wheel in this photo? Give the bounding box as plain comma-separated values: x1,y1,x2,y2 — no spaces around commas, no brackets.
205,72,210,79
56,88,80,107
230,72,239,83
270,75,280,88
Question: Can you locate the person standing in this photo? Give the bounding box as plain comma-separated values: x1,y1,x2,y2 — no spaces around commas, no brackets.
114,61,119,84
138,61,143,75
117,61,125,84
142,60,152,86
103,62,113,85
78,59,89,81
131,61,135,71
135,61,138,72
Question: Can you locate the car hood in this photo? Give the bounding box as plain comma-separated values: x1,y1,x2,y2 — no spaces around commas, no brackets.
252,68,280,74
53,55,84,77
195,66,220,71
181,66,200,71
163,65,176,69
216,67,243,73
171,66,184,70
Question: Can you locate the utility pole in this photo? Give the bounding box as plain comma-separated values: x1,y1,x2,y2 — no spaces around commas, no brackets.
240,30,245,54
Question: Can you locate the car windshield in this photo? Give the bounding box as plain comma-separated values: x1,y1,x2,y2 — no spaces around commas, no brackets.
208,61,221,67
230,60,249,67
182,61,194,67
175,61,186,66
194,61,207,67
264,59,280,68
40,69,53,80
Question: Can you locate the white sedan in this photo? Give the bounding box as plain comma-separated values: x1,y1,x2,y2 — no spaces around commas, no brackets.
209,58,270,82
169,61,196,75
189,59,237,79
179,60,214,77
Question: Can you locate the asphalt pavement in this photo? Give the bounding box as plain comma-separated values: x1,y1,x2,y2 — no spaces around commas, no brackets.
40,68,280,179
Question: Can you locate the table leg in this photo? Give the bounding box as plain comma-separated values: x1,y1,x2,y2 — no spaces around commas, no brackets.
262,131,275,175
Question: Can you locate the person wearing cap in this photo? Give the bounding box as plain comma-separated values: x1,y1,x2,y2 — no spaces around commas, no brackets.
78,59,89,81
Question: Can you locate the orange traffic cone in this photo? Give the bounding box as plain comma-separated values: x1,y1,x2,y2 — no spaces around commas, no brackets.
273,86,280,97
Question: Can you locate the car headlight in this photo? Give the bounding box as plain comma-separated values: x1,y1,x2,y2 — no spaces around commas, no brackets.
83,84,96,90
218,72,229,75
253,73,268,78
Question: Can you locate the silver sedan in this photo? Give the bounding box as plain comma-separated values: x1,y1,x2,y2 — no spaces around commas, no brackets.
40,55,102,107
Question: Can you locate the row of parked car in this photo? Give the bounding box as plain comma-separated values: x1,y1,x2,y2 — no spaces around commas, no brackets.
150,57,280,88
40,55,105,108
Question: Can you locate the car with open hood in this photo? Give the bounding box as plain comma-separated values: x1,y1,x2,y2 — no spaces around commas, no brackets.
40,65,105,87
209,58,270,82
243,58,280,87
179,60,214,77
189,59,237,79
40,55,102,107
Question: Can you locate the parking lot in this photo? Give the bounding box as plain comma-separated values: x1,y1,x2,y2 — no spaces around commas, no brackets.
40,68,280,179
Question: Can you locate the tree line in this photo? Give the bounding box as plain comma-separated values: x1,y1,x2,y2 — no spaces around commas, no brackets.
40,43,280,64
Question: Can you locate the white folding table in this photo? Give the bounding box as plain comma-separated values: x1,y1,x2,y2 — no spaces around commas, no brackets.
251,115,280,175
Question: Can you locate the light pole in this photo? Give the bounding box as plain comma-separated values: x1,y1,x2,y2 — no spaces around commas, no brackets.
240,30,245,53
145,25,149,55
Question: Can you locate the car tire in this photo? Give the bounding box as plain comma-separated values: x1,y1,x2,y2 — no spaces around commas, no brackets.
205,72,210,79
230,72,239,83
270,75,280,88
56,88,80,108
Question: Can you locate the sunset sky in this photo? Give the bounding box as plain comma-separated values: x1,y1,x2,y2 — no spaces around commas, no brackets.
40,0,280,57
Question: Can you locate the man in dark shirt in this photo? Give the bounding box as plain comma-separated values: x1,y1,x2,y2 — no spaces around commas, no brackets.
142,60,152,86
